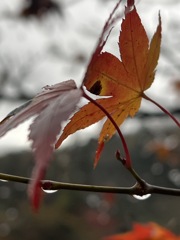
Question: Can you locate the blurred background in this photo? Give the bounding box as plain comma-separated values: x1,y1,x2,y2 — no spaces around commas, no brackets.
0,0,179,239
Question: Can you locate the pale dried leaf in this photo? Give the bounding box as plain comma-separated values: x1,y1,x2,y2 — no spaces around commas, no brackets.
0,80,77,137
28,88,82,209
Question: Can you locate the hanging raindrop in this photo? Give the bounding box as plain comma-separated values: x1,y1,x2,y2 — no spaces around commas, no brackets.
41,188,58,194
133,194,151,200
0,179,8,182
41,181,58,194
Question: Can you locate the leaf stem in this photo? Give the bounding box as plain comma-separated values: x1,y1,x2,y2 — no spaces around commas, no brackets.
0,172,179,196
143,93,180,128
128,167,147,187
82,88,132,168
116,152,147,187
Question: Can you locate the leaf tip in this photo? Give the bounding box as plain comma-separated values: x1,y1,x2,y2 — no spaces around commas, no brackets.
158,11,162,33
55,138,62,149
28,167,45,211
94,142,104,168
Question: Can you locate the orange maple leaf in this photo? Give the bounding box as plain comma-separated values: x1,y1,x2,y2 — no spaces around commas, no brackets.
55,2,161,166
102,222,180,240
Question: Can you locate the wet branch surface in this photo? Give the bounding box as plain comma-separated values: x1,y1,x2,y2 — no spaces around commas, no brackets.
0,172,179,197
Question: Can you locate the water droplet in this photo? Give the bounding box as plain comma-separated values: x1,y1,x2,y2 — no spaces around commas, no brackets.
0,179,8,182
133,194,151,200
41,188,58,194
41,181,58,194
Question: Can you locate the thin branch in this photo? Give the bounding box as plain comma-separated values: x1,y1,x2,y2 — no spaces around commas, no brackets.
0,172,29,184
0,172,179,196
148,184,180,197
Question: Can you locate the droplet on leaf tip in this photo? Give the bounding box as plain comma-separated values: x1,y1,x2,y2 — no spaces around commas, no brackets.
103,134,110,142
